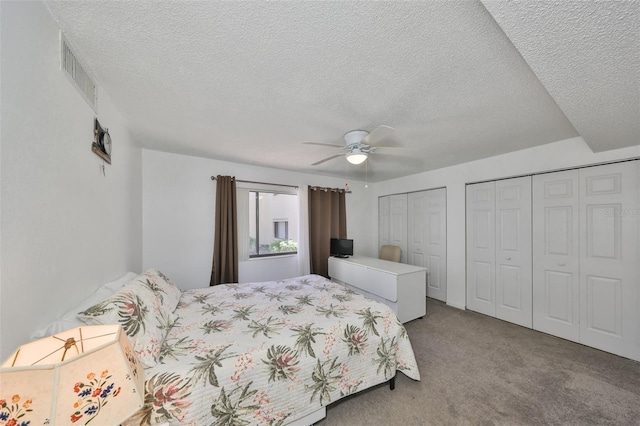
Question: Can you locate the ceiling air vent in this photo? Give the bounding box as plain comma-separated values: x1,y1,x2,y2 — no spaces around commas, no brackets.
60,32,97,112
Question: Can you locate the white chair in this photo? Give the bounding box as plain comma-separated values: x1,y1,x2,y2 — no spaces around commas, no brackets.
379,245,401,262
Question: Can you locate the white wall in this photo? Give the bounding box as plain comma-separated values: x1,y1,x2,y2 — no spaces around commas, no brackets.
373,137,639,310
142,149,374,290
0,1,142,360
143,138,638,302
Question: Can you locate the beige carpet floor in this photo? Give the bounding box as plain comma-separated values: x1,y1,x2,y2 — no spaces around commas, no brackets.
317,299,640,426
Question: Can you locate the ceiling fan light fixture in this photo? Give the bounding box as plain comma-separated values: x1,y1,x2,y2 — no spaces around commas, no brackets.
346,150,368,165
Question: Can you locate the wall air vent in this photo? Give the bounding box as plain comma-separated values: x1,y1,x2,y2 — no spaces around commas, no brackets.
60,32,97,112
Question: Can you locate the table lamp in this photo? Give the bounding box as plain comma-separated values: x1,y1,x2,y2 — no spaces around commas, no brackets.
0,324,144,425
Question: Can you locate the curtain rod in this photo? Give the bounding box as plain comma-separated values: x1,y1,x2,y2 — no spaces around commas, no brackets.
210,176,298,189
309,186,348,193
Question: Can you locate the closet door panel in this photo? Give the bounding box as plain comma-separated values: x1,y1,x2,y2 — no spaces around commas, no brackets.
426,189,447,301
390,194,408,263
379,196,390,248
409,189,447,301
407,191,427,269
579,161,639,360
495,176,532,328
545,271,573,320
533,171,580,342
466,182,496,316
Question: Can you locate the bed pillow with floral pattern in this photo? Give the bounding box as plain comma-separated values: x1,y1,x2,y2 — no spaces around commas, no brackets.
77,272,178,367
136,269,182,314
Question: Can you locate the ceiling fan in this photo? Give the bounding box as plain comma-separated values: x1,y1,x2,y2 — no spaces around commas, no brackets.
304,125,405,166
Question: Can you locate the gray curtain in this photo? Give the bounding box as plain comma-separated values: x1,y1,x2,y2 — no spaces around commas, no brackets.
210,175,238,285
308,187,347,278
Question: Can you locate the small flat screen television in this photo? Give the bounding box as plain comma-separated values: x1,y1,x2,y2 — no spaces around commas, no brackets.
330,238,353,258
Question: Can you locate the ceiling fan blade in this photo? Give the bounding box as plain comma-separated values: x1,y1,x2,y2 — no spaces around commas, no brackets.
302,142,344,148
311,153,344,166
362,125,395,145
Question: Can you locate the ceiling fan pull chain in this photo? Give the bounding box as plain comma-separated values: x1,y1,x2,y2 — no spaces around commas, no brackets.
365,161,369,188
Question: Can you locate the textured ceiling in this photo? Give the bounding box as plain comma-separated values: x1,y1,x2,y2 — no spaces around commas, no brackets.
482,0,639,153
42,1,632,182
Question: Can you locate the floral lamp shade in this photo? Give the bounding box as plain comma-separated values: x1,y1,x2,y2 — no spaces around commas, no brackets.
0,325,144,425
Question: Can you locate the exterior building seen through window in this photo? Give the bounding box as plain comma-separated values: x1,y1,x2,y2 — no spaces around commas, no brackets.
249,191,298,257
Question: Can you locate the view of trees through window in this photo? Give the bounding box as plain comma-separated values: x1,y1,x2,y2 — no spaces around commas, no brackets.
249,191,298,256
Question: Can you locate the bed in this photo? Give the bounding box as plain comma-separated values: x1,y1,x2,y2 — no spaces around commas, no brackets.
69,270,421,425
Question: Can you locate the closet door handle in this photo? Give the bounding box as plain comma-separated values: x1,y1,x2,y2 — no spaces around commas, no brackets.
558,263,566,266
506,257,512,261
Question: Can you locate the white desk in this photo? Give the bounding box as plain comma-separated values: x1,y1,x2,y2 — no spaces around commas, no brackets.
328,256,427,323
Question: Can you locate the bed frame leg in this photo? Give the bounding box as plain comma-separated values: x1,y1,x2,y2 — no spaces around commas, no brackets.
389,376,396,390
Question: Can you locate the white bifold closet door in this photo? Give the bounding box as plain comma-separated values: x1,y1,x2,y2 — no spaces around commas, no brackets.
407,191,428,289
408,188,447,301
533,161,639,360
467,176,532,328
533,170,580,342
466,182,496,317
578,161,639,360
469,161,638,359
495,177,532,328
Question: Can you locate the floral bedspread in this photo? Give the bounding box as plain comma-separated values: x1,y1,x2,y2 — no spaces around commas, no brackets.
125,274,420,425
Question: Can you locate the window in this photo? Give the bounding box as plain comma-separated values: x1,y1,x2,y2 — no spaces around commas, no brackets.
249,191,298,257
274,220,288,240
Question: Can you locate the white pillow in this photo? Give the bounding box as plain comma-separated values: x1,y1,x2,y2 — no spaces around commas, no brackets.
31,272,138,339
